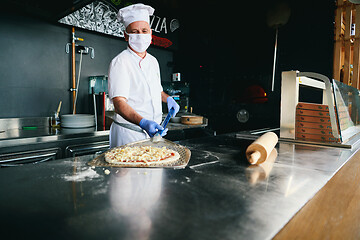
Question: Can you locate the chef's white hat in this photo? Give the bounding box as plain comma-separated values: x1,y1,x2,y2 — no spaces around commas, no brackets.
117,3,155,28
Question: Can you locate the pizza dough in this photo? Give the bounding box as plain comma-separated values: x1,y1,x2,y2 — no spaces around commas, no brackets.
105,146,180,166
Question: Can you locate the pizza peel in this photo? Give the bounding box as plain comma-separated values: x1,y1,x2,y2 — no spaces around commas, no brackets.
88,108,191,168
88,138,191,169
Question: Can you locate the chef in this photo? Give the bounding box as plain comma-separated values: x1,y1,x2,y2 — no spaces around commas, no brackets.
108,3,180,148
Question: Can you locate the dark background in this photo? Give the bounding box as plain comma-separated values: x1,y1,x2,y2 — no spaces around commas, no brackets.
172,0,335,133
0,0,335,134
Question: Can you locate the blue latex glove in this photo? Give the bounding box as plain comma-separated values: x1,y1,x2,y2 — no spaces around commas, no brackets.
139,118,167,137
167,96,180,117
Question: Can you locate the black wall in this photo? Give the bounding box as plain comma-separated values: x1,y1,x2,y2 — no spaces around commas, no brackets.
0,10,173,118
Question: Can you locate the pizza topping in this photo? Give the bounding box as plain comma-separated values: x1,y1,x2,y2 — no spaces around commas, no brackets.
105,146,178,164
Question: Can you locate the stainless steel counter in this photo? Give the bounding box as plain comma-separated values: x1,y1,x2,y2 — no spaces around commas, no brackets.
0,133,358,239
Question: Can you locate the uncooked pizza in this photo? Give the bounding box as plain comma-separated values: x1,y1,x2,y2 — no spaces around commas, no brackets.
105,146,180,166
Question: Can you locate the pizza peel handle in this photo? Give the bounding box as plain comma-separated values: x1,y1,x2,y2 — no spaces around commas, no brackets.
161,107,175,130
152,108,175,142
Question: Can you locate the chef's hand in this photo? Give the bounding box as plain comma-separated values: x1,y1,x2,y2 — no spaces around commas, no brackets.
139,118,168,137
167,97,180,117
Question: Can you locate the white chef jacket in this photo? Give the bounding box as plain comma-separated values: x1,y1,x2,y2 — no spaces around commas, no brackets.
108,47,163,147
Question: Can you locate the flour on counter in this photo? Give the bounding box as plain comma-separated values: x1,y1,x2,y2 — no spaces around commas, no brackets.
63,167,102,182
203,150,220,160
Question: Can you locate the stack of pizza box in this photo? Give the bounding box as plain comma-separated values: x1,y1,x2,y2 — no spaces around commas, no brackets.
337,104,354,130
295,102,341,143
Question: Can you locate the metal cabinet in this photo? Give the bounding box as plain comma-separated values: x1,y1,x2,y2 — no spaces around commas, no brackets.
0,148,60,167
65,141,109,157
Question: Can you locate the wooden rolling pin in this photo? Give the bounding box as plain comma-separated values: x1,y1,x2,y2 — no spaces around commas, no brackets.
246,132,278,165
246,148,278,184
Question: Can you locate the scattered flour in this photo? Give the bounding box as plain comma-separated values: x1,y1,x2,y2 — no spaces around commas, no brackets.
203,151,220,160
63,167,101,182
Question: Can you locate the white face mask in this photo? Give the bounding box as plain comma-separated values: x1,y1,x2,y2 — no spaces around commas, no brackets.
126,32,152,53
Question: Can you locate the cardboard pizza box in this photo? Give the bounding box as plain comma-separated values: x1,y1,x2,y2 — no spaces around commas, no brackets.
297,102,330,111
296,108,332,118
295,132,340,143
295,121,332,130
337,110,351,120
295,127,334,136
296,115,332,123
